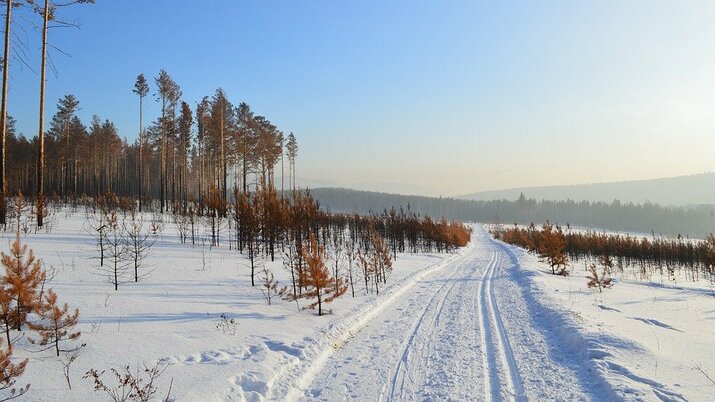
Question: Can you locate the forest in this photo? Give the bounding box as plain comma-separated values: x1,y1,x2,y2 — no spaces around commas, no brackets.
310,188,715,239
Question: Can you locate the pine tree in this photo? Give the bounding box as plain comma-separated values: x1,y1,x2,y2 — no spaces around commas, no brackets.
210,88,233,200
27,0,95,226
29,289,81,356
133,74,149,212
537,224,568,275
0,340,28,401
177,101,193,207
0,287,13,349
47,94,80,198
285,133,298,192
34,0,50,228
235,102,255,194
301,234,347,316
155,70,180,213
0,232,46,331
0,0,15,227
258,267,286,306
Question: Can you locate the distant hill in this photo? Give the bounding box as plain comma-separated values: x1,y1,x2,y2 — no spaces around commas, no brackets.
459,173,715,206
309,187,715,238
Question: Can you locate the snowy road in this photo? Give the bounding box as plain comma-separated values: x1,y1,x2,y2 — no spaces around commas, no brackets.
300,227,591,401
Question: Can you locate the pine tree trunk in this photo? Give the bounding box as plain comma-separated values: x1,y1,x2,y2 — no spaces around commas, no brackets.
160,99,166,213
317,289,322,316
4,319,9,349
220,110,226,201
138,95,143,212
0,0,10,226
37,1,49,227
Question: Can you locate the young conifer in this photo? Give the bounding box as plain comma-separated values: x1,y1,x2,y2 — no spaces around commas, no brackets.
0,341,28,401
1,232,46,331
301,234,347,316
29,289,81,357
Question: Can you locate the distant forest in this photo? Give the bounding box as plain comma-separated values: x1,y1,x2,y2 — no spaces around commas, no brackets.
310,188,715,239
460,172,715,206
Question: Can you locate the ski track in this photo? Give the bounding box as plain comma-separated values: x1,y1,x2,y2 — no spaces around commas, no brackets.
300,226,587,401
478,243,524,401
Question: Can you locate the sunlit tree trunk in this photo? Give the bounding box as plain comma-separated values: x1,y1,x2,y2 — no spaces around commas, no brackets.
0,0,11,225
37,0,49,227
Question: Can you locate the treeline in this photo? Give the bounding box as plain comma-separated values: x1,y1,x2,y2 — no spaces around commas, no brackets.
73,188,471,260
31,188,470,317
492,223,715,282
309,188,715,239
4,76,299,216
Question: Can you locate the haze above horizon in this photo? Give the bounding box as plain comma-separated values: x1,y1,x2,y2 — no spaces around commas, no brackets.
6,1,715,197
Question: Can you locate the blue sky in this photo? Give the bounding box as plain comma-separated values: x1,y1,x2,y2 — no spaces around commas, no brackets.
6,1,715,196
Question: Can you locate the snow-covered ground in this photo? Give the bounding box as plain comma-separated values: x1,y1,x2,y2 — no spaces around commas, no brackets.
4,212,715,401
503,238,715,401
3,211,455,401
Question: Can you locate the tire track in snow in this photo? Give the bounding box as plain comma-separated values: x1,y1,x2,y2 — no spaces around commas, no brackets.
281,245,473,401
384,255,476,401
303,227,593,401
478,234,524,401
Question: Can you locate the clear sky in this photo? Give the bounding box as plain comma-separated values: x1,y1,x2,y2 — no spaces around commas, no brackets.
5,1,715,196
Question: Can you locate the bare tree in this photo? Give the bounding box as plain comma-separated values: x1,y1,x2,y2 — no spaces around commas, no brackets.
123,211,155,282
27,0,95,227
99,212,128,291
0,0,15,226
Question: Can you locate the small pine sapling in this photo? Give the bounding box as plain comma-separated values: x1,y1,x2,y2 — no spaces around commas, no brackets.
538,224,569,276
9,193,28,237
29,289,83,357
1,231,46,331
0,342,29,401
586,255,613,293
301,235,347,316
259,267,287,305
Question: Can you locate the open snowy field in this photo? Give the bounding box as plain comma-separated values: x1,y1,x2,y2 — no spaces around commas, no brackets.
1,210,459,401
3,212,715,401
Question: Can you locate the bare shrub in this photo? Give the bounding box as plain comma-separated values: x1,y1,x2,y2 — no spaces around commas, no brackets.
83,363,171,402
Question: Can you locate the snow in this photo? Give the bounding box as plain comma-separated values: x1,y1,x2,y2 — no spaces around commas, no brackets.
498,236,715,401
4,210,453,401
5,210,715,401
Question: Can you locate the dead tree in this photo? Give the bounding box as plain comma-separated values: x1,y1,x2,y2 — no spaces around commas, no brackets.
123,211,155,282
99,212,128,291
